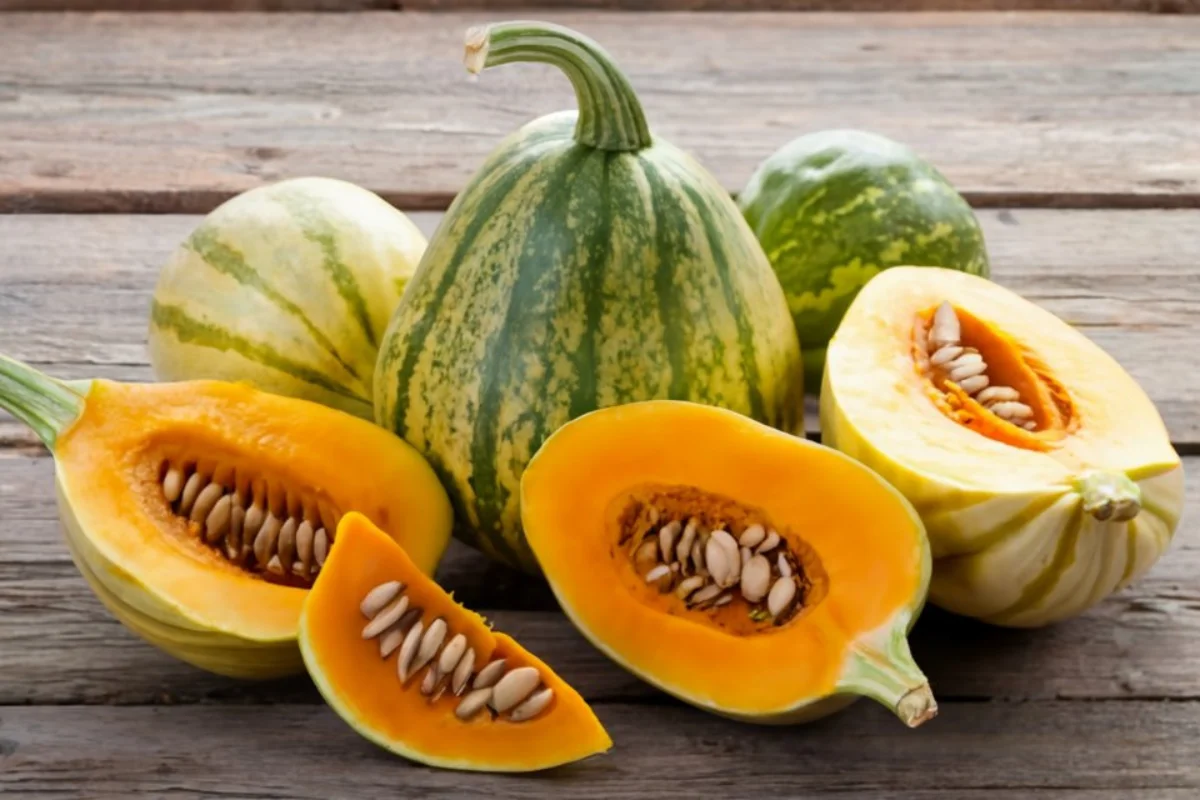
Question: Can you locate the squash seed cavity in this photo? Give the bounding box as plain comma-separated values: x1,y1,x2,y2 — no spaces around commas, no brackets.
157,459,340,587
359,581,554,724
612,485,829,635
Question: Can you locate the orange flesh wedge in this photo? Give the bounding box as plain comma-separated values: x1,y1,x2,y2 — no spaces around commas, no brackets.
299,513,612,772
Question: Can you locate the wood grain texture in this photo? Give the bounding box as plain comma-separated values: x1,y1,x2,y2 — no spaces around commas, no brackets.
2,12,1200,212
1,448,1197,705
4,0,1199,11
1,702,1198,797
2,209,1198,444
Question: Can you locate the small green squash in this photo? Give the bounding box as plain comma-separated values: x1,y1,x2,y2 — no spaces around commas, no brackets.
149,177,426,419
739,130,990,389
375,22,803,572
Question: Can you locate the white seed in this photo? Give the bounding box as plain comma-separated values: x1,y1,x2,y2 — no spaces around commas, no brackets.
634,539,659,568
411,618,447,676
362,594,409,639
740,554,772,603
991,401,1034,420
313,528,329,567
397,619,425,682
948,359,987,383
473,659,507,690
439,634,468,677
931,301,960,346
226,504,245,560
674,575,706,601
452,647,476,696
430,683,448,704
360,580,403,618
930,345,963,366
395,606,423,635
1023,420,1038,430
658,520,681,562
756,530,781,554
277,517,299,568
643,564,670,585
741,546,752,567
421,665,440,696
163,467,185,503
379,624,406,658
204,495,232,544
266,555,284,576
690,541,705,573
491,666,541,713
688,583,723,607
456,687,492,721
243,502,265,540
957,375,990,395
768,577,798,619
253,513,282,566
714,593,733,607
739,524,766,549
178,472,205,515
704,538,733,588
709,530,740,587
509,687,554,722
777,553,793,578
675,519,698,570
190,483,225,524
977,385,1021,405
296,520,315,572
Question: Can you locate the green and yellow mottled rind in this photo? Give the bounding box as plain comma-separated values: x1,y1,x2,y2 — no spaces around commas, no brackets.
376,111,804,573
739,130,989,387
149,177,426,419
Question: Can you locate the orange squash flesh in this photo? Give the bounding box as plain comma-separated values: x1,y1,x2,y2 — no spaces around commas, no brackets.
299,513,612,772
55,380,453,644
521,401,932,722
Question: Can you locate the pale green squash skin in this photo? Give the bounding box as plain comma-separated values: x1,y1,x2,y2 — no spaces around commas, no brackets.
375,25,803,573
150,177,426,419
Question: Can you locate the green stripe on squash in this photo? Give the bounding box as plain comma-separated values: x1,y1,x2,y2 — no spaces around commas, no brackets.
374,22,803,574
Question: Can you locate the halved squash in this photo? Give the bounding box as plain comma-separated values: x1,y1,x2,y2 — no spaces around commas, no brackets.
821,267,1184,626
521,400,936,727
300,513,612,771
0,354,452,678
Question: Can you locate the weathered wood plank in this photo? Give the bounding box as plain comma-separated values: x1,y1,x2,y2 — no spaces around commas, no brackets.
3,0,1199,12
1,702,1198,797
2,13,1200,211
1,450,1197,704
2,209,1198,444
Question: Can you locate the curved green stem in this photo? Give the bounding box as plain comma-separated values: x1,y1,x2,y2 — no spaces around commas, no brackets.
837,611,938,728
464,21,653,153
1077,470,1142,523
0,355,85,451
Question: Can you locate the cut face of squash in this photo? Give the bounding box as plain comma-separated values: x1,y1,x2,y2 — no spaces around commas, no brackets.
0,355,453,678
299,513,612,772
822,267,1184,627
520,400,935,727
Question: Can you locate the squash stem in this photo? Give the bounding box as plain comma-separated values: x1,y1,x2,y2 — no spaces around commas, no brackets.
464,21,653,153
0,354,85,451
838,613,938,728
1076,470,1142,523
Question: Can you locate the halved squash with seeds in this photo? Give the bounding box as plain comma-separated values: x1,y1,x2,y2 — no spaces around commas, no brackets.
521,400,936,727
0,355,452,679
299,513,612,772
822,267,1184,627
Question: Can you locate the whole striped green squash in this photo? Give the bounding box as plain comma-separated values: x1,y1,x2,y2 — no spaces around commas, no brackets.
149,177,426,419
375,22,804,572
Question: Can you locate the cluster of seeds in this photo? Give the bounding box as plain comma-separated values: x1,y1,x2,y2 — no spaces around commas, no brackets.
161,463,335,583
634,518,803,624
928,301,1036,430
360,580,554,723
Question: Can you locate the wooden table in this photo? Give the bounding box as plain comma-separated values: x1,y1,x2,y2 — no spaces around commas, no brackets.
2,4,1199,797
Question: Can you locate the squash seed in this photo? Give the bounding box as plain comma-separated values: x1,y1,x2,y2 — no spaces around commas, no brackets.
674,575,705,601
473,659,507,690
266,554,284,576
204,495,232,544
362,594,409,640
379,623,406,658
243,502,265,541
491,666,541,713
438,633,468,677
740,554,772,603
977,385,1021,405
163,467,184,503
777,553,793,578
178,472,205,516
313,528,329,567
767,576,798,619
714,592,733,607
420,665,441,696
756,530,780,554
456,687,492,721
738,524,766,549
676,519,698,570
930,344,963,366
295,521,315,573
253,513,282,566
658,520,681,562
687,583,722,607
277,518,298,568
452,647,476,696
226,504,245,561
190,483,225,525
643,564,670,585
634,539,659,569
412,618,448,675
704,539,732,587
957,375,989,394
991,401,1034,420
509,687,554,722
397,619,425,682
931,301,960,346
360,580,403,618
